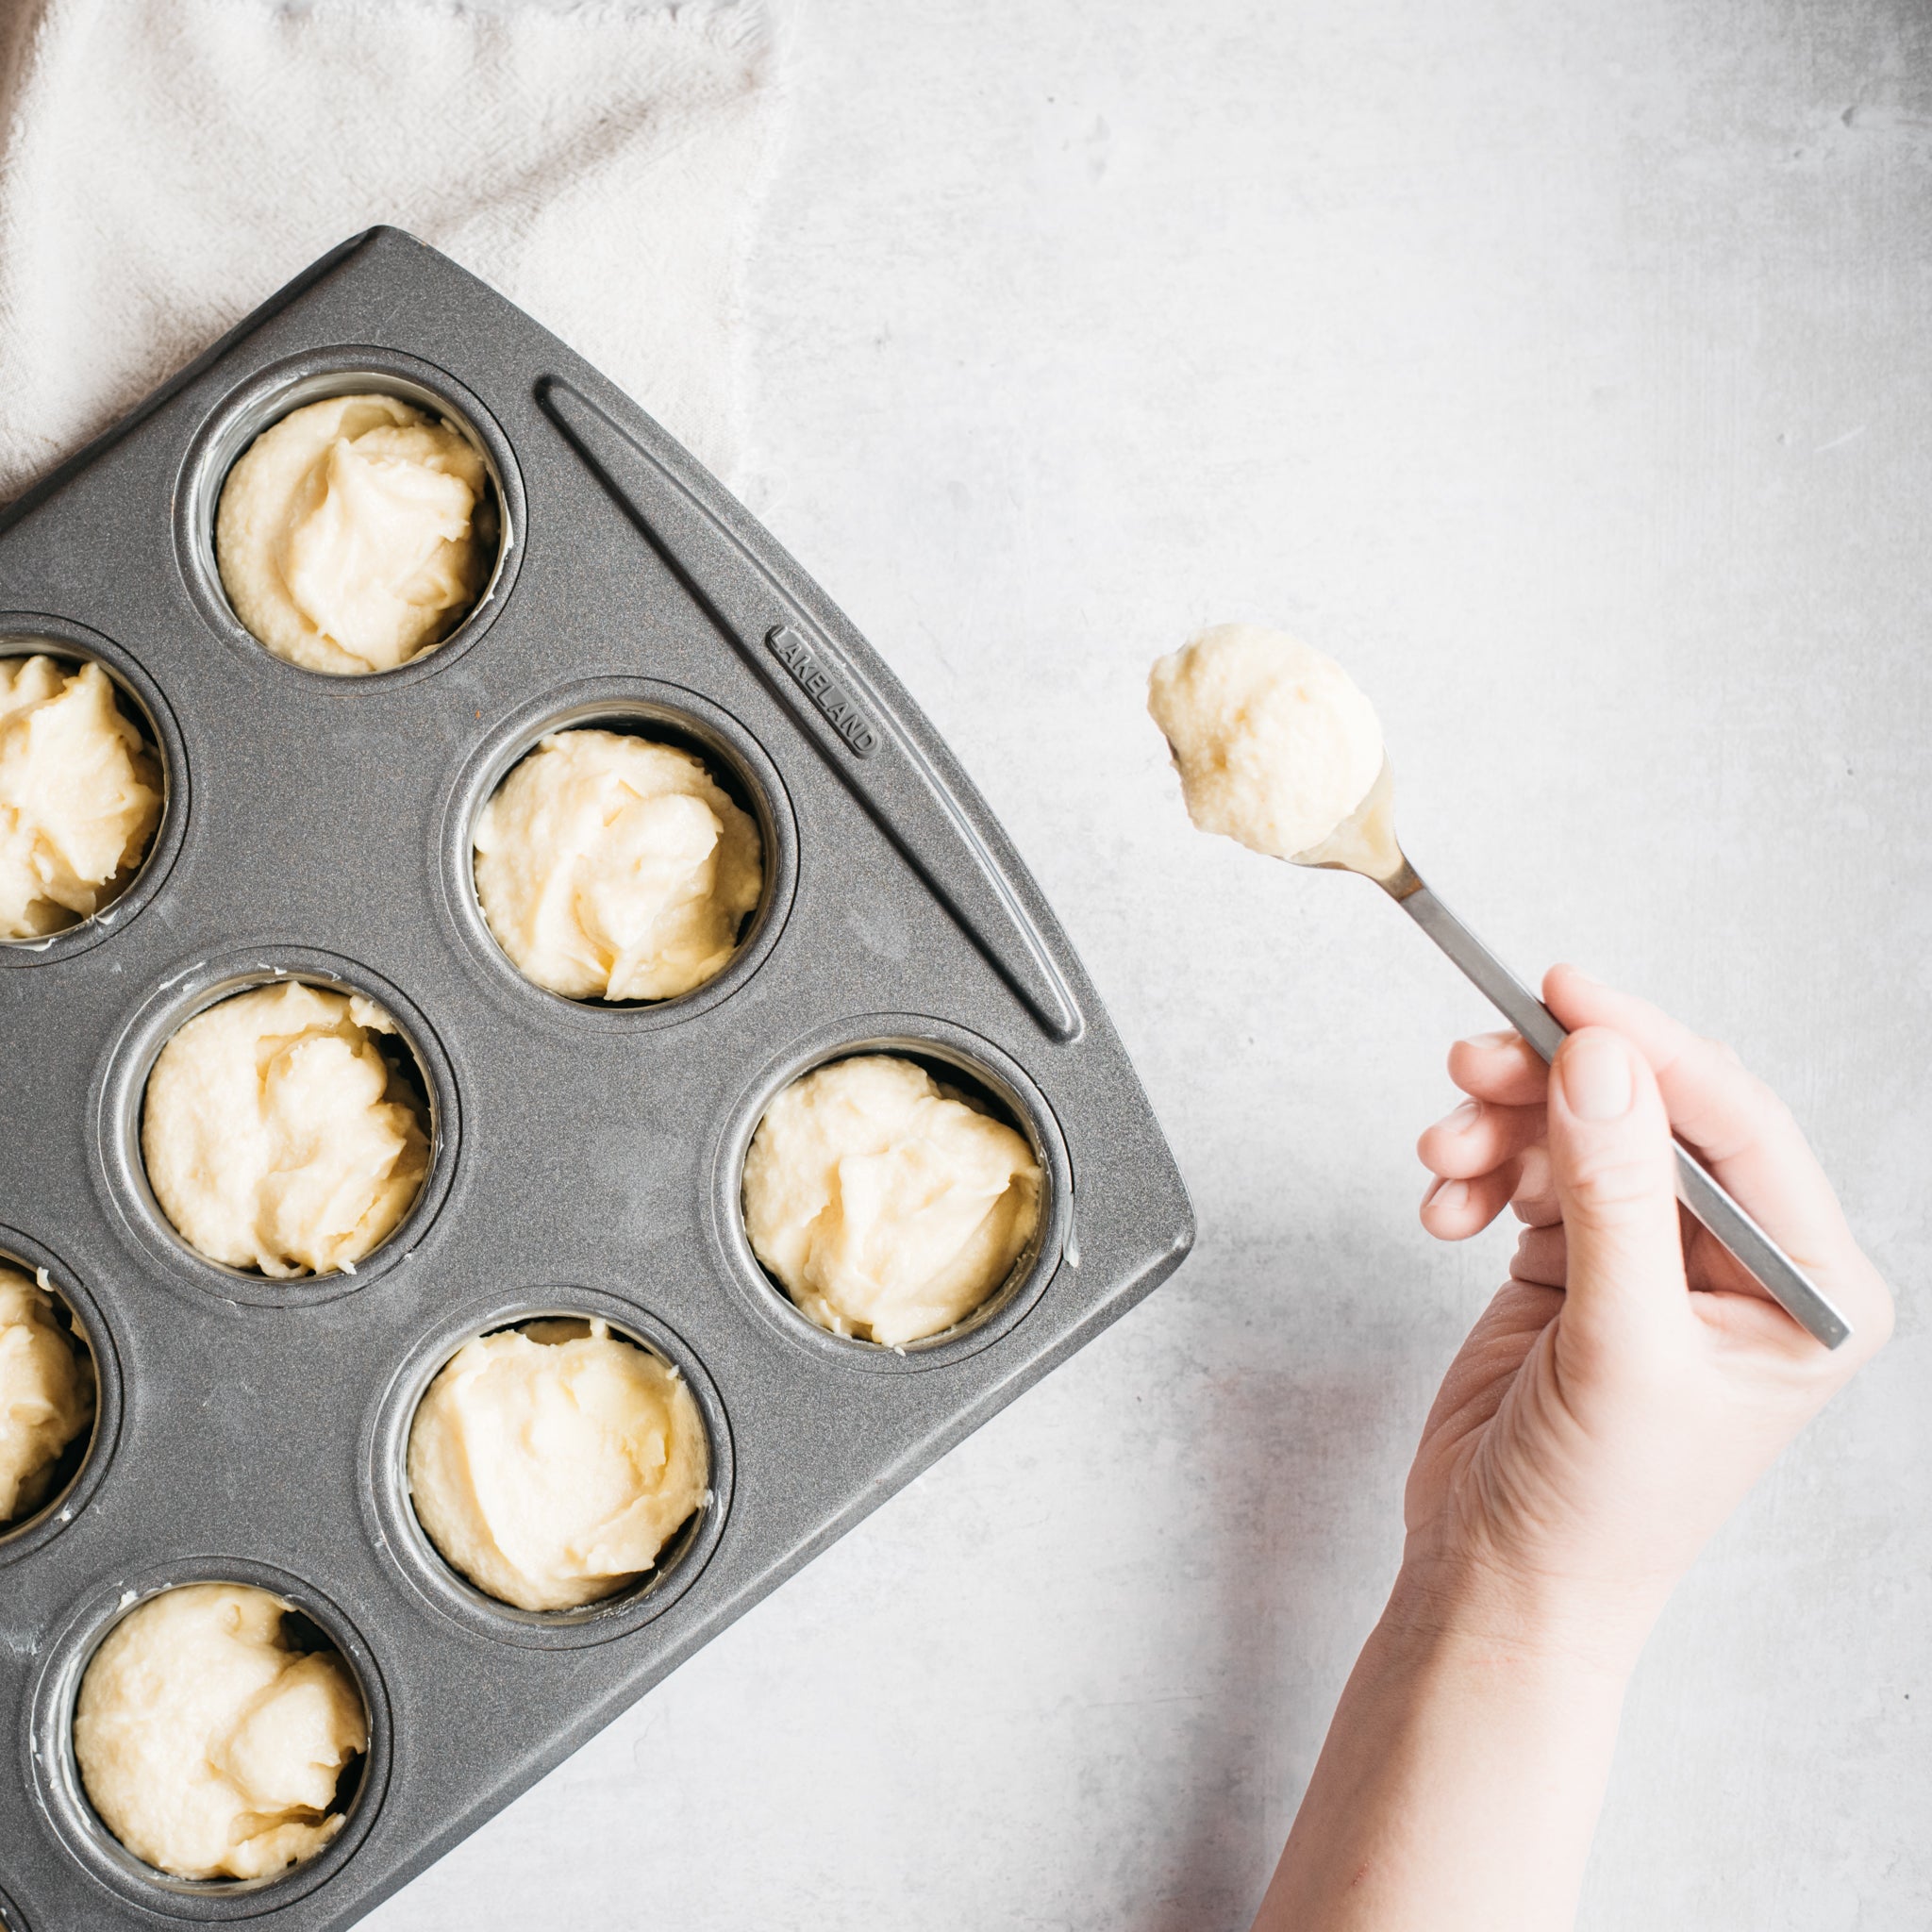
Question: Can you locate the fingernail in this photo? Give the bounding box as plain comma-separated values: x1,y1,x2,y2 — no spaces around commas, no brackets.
1426,1178,1468,1213
1558,1032,1633,1120
1443,1099,1480,1133
1466,1029,1517,1049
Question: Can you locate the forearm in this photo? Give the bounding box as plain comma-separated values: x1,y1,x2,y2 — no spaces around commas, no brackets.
1253,1571,1634,1932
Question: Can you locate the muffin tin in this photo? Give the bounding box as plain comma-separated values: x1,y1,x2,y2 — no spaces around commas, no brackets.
0,227,1193,1930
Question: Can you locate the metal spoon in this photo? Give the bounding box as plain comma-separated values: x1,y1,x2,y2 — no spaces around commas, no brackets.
1291,758,1852,1350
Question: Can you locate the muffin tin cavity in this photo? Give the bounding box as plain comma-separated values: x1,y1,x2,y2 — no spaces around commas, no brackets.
0,620,186,967
443,679,797,1029
94,949,458,1307
175,349,523,686
715,1018,1073,1373
28,1563,389,1922
0,1229,120,1567
366,1292,731,1649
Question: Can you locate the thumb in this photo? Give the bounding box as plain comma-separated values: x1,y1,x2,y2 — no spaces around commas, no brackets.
1547,1027,1688,1334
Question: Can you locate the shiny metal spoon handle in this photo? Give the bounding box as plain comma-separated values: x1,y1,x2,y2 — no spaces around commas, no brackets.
1398,882,1852,1350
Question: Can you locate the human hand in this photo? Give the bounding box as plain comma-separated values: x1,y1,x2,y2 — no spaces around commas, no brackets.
1398,965,1892,1668
1256,967,1890,1932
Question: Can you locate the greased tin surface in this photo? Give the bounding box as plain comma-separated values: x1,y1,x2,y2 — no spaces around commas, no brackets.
0,228,1192,1931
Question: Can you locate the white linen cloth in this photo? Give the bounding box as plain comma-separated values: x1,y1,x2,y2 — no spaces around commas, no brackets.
0,0,775,503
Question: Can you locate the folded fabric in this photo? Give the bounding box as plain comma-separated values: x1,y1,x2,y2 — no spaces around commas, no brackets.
0,0,775,503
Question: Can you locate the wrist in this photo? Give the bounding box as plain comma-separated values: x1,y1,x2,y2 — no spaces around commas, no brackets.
1383,1548,1657,1684
1262,1557,1636,1931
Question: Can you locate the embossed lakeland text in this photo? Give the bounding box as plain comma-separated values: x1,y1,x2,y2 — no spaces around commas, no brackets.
764,625,880,758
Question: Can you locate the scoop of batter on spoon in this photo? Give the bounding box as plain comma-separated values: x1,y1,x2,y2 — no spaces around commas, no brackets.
1145,621,1851,1350
1147,625,1382,850
1147,624,1411,886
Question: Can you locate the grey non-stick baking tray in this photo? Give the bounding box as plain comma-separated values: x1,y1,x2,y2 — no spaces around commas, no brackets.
0,226,1192,1932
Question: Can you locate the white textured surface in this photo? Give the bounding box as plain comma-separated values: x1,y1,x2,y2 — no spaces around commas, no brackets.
356,1,1929,1925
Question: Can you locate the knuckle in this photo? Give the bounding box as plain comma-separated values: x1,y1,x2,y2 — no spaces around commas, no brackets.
1699,1038,1787,1123
1562,1147,1668,1215
1756,1074,1796,1127
1702,1034,1745,1072
1513,1143,1553,1192
1858,1276,1897,1354
1865,1309,1897,1361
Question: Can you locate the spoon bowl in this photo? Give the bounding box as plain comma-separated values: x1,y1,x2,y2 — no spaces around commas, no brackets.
1288,756,1413,890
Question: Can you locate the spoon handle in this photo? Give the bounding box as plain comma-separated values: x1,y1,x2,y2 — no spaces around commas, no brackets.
1397,881,1853,1350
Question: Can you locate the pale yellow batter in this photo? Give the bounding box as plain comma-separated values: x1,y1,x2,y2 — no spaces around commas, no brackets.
742,1055,1042,1347
215,392,491,675
142,981,429,1277
1148,624,1384,858
474,729,763,1003
0,1263,94,1525
408,1319,708,1613
74,1583,367,1882
0,655,162,941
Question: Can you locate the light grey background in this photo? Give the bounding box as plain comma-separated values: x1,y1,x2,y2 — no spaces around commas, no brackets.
366,1,1930,1926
